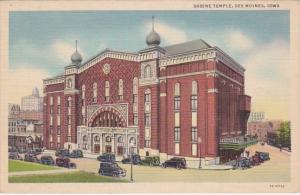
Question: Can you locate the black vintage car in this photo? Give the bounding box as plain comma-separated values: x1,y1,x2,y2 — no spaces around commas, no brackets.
55,149,70,157
69,149,84,158
24,153,40,163
121,154,141,165
97,153,116,162
233,157,252,170
255,151,270,162
9,152,23,160
55,156,76,168
162,157,186,169
98,162,126,177
40,155,55,165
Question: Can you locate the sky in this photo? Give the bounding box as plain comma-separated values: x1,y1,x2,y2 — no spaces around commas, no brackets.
8,11,290,120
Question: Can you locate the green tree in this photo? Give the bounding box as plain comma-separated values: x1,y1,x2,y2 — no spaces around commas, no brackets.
275,121,291,149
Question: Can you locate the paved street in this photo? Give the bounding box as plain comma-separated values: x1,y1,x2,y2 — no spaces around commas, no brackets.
62,143,289,182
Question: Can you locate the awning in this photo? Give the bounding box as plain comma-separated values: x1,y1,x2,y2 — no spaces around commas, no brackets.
219,136,258,150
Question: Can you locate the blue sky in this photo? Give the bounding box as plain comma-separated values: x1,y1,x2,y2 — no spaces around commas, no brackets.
8,11,290,120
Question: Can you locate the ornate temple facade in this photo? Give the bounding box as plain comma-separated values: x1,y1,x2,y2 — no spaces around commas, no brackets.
43,20,251,165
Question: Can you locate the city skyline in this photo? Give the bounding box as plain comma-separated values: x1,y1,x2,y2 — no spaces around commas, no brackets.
8,11,290,120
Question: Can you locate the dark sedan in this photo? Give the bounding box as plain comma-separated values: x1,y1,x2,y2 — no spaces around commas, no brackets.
121,154,141,165
69,149,83,158
56,156,76,168
162,157,186,169
97,153,116,162
24,153,40,163
9,152,23,160
55,149,70,157
40,155,55,165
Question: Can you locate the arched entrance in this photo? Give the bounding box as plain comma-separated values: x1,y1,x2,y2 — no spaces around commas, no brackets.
88,106,127,127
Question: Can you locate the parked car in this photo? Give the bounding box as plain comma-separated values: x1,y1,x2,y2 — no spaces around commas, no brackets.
97,153,116,162
233,157,252,170
40,155,55,165
162,157,186,169
98,162,126,177
32,148,43,155
250,155,261,166
24,153,40,163
55,149,70,157
69,149,83,158
121,154,141,165
141,156,160,166
55,157,76,168
9,152,23,160
255,151,270,162
17,147,27,154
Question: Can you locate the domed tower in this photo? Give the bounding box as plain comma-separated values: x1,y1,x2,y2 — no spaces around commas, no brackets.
146,17,161,47
70,40,83,66
138,16,166,157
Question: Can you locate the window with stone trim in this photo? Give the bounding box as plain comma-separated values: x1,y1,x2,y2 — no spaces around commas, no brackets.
118,79,124,100
133,113,138,125
174,127,180,142
174,97,181,111
105,81,110,102
144,140,151,148
133,77,138,94
144,113,151,126
191,127,197,142
144,65,152,78
191,95,197,111
92,82,97,103
192,80,198,95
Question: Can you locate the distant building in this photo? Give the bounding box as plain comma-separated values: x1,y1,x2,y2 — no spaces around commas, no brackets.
248,112,265,122
21,87,43,111
247,120,282,142
8,92,44,150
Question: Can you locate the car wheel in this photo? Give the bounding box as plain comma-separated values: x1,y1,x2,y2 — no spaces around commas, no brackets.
162,163,166,168
176,164,181,170
100,170,104,175
112,172,118,177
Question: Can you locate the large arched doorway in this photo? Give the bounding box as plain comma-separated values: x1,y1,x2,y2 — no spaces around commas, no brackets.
88,106,127,127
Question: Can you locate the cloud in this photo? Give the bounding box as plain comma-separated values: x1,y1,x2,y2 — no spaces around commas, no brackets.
4,67,50,105
243,39,290,120
52,40,77,64
225,30,253,51
143,21,188,45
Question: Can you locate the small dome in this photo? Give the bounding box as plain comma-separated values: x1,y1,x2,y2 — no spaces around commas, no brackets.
70,51,82,65
146,30,161,46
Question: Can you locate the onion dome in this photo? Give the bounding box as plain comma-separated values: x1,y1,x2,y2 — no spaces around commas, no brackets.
146,16,161,47
70,40,83,65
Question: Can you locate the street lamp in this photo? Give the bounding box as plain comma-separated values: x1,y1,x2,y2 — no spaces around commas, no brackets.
129,142,134,182
198,137,202,169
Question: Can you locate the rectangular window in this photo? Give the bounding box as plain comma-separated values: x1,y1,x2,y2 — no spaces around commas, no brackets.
191,127,197,142
50,106,54,114
191,95,198,111
192,143,197,156
144,140,151,148
145,93,151,102
144,113,151,126
57,126,61,135
174,127,180,142
57,105,61,114
105,96,110,102
174,97,181,111
119,95,123,101
133,113,138,125
133,94,138,103
49,126,53,134
68,116,72,125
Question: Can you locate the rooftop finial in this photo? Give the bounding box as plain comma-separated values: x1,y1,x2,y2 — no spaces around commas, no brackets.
75,40,78,52
152,16,154,31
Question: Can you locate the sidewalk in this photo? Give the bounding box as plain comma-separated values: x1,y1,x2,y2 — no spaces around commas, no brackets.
9,168,79,176
199,164,233,170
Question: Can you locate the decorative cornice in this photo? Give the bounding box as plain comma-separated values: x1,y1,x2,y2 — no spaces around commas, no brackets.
43,77,64,86
78,49,139,73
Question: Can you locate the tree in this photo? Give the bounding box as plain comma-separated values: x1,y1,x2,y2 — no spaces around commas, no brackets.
275,121,291,149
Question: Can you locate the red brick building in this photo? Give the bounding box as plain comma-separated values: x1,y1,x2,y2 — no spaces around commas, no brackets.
43,25,251,166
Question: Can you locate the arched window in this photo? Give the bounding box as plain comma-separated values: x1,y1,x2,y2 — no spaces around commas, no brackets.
105,81,110,102
118,79,123,100
192,81,198,95
105,136,112,142
118,136,124,143
133,77,138,95
93,82,97,102
82,85,86,99
144,65,152,78
174,83,180,96
94,135,100,142
129,137,136,145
